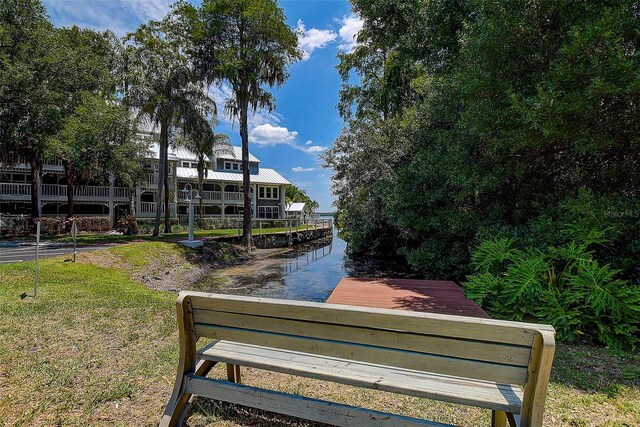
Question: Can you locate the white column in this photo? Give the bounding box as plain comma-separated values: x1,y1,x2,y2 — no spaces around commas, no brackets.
279,185,286,219
252,184,257,219
220,182,225,218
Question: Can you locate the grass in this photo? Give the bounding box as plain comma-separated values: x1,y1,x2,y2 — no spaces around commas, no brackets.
0,242,638,426
26,226,315,245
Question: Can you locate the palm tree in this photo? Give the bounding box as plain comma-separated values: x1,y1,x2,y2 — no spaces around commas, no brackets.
179,115,231,217
174,0,301,248
125,21,215,236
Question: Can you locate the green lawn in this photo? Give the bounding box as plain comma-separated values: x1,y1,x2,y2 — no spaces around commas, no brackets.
0,242,638,426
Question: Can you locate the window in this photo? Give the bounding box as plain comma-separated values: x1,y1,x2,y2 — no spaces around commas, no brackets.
258,206,279,219
258,186,279,200
182,161,190,168
224,161,242,171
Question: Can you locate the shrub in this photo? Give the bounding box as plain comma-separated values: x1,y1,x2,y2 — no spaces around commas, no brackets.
116,215,139,235
464,202,640,348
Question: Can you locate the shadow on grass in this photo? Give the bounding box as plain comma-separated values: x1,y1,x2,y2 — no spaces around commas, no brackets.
187,398,325,427
551,342,640,396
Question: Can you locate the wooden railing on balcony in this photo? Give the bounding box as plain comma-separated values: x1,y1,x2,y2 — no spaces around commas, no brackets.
0,183,30,197
139,202,176,215
2,184,129,201
201,191,222,201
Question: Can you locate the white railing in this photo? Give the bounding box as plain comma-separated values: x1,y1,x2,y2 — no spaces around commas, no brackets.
145,173,158,186
39,184,120,200
0,183,30,196
114,187,129,199
75,186,109,199
42,184,66,197
201,191,222,201
139,202,176,215
224,192,249,202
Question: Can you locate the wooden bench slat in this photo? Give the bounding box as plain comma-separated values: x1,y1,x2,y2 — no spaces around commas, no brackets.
194,324,529,385
198,340,524,413
185,376,455,427
192,309,532,367
188,292,554,346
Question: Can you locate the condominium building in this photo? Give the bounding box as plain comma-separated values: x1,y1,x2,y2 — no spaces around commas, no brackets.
0,130,291,224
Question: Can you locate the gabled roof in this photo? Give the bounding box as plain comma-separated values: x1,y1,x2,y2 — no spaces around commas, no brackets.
176,167,290,185
215,146,261,163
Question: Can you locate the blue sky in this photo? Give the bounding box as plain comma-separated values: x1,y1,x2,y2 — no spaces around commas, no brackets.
43,0,362,212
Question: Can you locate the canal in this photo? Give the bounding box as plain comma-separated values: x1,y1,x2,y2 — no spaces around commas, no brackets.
196,225,349,302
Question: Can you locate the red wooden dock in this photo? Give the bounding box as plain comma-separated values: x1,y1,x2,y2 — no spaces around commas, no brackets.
326,277,489,318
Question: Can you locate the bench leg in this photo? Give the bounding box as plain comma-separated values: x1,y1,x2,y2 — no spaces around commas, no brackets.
492,410,508,427
226,363,241,383
161,360,217,427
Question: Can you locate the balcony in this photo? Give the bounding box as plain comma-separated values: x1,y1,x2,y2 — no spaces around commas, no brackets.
0,183,129,202
138,202,176,217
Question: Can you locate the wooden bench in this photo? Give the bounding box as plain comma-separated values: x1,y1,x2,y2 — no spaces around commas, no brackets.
160,292,555,427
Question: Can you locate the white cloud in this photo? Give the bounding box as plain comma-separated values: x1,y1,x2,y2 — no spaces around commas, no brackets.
292,167,316,172
306,145,326,153
249,124,298,146
44,0,172,36
296,19,337,60
305,140,313,145
209,84,283,130
338,14,364,53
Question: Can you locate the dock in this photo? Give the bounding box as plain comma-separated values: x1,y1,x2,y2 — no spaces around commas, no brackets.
326,277,489,318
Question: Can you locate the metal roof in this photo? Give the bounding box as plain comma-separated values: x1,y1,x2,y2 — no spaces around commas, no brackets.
176,167,290,185
286,202,306,212
144,144,260,164
216,146,261,163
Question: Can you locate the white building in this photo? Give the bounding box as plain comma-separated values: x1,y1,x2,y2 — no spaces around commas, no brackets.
0,130,290,223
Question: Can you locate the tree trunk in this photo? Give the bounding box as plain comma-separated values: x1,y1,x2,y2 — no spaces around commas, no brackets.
153,120,167,237
239,94,253,249
163,145,171,234
30,156,42,222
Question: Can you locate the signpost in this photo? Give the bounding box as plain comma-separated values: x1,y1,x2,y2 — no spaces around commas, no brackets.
71,221,78,262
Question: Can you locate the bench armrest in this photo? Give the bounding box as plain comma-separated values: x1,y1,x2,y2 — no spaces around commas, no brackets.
520,330,555,427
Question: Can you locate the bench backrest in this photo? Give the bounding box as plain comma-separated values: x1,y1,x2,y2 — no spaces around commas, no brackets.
176,292,555,424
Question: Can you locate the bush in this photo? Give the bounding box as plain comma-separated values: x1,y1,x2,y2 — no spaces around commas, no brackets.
464,193,640,349
116,215,139,235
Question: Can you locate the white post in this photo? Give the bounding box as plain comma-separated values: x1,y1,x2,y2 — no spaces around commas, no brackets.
34,221,40,297
188,198,194,241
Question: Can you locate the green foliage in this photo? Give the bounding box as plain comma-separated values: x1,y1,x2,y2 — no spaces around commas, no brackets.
465,210,640,349
285,185,319,216
173,0,301,245
328,0,640,287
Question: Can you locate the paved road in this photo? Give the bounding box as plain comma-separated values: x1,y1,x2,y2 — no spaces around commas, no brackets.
0,242,106,264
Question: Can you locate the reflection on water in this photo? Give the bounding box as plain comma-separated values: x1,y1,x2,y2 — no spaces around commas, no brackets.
199,225,348,302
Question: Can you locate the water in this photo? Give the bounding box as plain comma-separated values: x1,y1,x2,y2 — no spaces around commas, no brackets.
201,225,349,302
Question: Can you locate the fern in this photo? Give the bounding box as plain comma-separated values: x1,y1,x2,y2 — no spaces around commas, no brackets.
463,272,501,306
570,261,638,320
537,287,583,341
471,238,518,274
503,250,547,306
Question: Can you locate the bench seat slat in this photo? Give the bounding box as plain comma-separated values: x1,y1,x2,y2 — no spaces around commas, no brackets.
189,293,554,347
185,376,454,427
198,340,524,414
192,309,532,367
194,324,528,385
